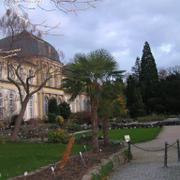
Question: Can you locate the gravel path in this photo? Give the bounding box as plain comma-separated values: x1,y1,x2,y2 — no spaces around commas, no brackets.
110,126,180,180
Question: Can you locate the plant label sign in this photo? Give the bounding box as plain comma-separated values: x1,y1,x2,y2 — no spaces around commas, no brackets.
124,135,131,142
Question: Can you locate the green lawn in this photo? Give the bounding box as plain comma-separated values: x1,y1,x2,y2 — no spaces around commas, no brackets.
0,143,83,180
106,127,162,143
0,127,161,180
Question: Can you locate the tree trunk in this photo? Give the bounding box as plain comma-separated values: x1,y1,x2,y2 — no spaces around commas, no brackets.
91,101,99,152
102,117,110,145
11,97,29,141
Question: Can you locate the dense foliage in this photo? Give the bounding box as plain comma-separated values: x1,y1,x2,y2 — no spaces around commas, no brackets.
48,98,71,123
126,42,180,117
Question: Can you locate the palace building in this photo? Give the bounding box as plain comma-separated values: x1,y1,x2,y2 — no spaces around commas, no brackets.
0,30,89,121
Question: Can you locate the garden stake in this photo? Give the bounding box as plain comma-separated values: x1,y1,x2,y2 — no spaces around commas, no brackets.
79,152,86,167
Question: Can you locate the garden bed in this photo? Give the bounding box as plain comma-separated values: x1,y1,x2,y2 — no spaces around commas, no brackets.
11,145,123,180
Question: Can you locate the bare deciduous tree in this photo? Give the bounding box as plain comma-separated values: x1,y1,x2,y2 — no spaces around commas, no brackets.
4,0,99,13
6,59,61,140
0,9,42,40
0,49,61,140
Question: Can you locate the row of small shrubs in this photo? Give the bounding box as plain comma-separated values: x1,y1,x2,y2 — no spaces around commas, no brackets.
48,129,70,144
48,129,93,144
69,112,91,125
66,122,82,132
135,114,173,122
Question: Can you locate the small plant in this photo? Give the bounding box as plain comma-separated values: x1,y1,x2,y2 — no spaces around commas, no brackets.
0,121,4,129
67,122,82,132
48,129,70,143
75,132,92,144
48,113,57,123
56,115,64,127
92,161,114,180
123,149,133,161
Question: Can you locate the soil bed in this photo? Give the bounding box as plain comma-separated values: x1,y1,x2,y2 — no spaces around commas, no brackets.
13,144,122,180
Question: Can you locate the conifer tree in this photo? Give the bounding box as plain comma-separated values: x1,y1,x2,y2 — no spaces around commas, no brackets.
140,41,158,113
126,75,145,117
132,56,141,81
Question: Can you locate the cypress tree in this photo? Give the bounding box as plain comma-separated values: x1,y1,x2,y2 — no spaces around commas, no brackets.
140,41,158,113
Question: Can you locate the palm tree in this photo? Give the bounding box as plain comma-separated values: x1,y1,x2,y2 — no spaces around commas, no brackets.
62,49,118,152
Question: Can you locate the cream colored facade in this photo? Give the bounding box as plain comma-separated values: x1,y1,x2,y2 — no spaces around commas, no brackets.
0,32,89,121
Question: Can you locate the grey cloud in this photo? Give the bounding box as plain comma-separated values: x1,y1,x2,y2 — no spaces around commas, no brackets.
0,0,180,71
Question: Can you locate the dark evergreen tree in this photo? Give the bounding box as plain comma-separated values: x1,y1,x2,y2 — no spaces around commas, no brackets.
140,42,158,113
126,75,145,117
132,56,141,81
48,98,58,114
58,102,71,120
158,70,180,114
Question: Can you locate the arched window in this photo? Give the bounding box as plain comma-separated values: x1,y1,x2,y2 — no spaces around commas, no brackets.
29,96,34,118
44,96,49,115
9,91,15,114
0,93,3,120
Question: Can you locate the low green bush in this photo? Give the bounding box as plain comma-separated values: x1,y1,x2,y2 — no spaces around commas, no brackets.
75,132,92,144
56,115,64,127
92,161,114,180
48,130,70,143
67,122,82,132
0,121,4,128
70,112,91,125
136,114,168,122
48,113,57,123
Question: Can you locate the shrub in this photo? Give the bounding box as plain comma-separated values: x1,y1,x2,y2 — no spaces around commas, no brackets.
25,118,40,127
136,114,168,122
48,98,58,114
67,122,82,132
75,132,92,144
48,113,57,123
58,102,71,120
56,115,64,126
0,121,4,129
92,161,114,180
70,112,91,125
48,129,70,143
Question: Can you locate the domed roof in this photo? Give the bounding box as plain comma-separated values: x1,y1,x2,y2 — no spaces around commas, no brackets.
0,30,60,62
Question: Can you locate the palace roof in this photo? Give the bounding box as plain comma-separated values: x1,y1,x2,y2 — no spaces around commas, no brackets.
0,30,60,62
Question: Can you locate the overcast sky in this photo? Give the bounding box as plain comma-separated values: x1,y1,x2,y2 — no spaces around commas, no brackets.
0,0,180,71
